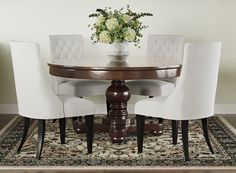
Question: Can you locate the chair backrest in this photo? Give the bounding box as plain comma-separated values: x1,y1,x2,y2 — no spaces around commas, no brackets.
146,34,184,65
10,41,64,119
49,35,84,60
165,42,222,120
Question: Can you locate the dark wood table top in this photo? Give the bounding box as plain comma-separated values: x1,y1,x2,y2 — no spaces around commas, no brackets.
48,56,182,80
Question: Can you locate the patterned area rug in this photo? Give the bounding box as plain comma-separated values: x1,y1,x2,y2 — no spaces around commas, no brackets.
0,116,235,167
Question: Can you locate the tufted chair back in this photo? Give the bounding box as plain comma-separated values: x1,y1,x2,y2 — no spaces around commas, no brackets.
146,35,184,65
49,35,84,60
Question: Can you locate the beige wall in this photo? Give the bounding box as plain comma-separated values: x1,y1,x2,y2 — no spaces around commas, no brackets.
0,0,236,104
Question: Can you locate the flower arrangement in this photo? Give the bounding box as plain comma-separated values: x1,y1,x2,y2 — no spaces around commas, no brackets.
88,5,153,47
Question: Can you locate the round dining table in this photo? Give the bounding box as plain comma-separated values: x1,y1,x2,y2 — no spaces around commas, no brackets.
48,56,182,143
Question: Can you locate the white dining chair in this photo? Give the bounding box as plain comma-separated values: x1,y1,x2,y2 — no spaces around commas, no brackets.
127,35,184,95
11,41,96,160
126,34,184,124
49,35,109,97
135,41,222,161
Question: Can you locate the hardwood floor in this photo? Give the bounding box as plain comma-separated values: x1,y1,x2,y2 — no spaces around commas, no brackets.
223,114,236,129
0,114,16,130
0,170,236,173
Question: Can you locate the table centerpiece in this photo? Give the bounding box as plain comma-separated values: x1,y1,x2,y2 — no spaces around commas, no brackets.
89,5,153,62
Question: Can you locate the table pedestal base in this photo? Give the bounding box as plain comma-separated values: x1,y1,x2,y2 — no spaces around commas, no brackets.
73,118,164,140
73,80,164,143
105,80,130,143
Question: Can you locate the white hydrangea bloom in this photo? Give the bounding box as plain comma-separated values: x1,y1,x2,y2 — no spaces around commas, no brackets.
124,28,136,41
96,15,105,26
105,18,119,31
122,15,131,23
99,31,111,43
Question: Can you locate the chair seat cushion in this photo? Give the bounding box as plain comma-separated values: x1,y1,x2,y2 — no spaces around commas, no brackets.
126,80,175,96
135,96,168,118
58,80,110,97
58,95,94,117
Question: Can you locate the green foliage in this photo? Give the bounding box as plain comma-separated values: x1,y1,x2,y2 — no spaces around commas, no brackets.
88,5,153,47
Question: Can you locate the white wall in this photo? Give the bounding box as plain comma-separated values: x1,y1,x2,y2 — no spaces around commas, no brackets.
0,0,236,105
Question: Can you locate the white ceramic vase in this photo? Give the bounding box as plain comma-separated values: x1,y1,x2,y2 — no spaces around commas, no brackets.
107,42,129,62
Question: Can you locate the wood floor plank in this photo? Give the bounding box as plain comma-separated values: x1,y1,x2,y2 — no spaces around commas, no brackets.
1,170,236,173
0,114,16,130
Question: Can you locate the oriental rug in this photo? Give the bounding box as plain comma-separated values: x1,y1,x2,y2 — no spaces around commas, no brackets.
0,115,235,168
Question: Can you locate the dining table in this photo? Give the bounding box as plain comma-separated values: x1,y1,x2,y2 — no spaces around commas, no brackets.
48,56,182,143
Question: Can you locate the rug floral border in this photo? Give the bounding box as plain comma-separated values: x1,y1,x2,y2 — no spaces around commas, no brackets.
0,116,235,167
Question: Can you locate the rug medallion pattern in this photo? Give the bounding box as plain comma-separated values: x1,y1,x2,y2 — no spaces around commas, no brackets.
0,116,235,167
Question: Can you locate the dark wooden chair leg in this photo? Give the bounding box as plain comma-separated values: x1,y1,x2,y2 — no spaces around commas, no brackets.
78,116,83,122
72,117,78,123
181,120,189,161
106,99,110,113
158,118,163,124
201,118,214,154
59,118,66,144
172,120,178,145
85,115,94,154
17,117,30,153
36,120,45,160
136,114,145,153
